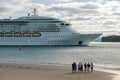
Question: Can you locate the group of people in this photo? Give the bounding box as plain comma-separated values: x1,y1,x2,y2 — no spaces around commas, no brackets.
72,62,94,73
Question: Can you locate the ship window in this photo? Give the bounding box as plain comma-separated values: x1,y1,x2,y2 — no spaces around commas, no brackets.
65,23,70,26
78,41,82,45
61,23,64,25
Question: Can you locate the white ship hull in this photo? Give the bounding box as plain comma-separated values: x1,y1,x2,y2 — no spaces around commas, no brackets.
0,32,100,46
0,9,101,46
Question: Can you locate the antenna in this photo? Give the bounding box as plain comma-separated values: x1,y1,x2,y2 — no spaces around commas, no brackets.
9,16,12,20
33,8,38,16
28,13,30,17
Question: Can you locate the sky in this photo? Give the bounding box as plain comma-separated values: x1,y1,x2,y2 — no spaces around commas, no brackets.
0,0,120,34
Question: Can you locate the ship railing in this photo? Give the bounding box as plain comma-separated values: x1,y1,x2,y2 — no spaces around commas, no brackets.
73,31,103,35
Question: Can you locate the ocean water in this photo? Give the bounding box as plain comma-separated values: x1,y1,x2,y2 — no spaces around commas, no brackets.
0,42,120,70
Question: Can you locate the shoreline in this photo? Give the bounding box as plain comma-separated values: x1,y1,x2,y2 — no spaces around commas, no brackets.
0,63,119,80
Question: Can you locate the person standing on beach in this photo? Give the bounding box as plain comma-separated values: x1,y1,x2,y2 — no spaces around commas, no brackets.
72,62,77,73
84,63,87,72
81,63,83,72
74,62,77,73
91,62,94,72
78,62,81,73
87,63,90,72
72,62,74,73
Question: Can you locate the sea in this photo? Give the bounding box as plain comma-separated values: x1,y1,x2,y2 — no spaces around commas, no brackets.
0,42,120,70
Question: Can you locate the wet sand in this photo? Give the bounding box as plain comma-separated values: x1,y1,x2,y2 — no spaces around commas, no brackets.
0,63,119,80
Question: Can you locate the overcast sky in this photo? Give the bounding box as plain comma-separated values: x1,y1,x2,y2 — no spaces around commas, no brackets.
0,0,120,34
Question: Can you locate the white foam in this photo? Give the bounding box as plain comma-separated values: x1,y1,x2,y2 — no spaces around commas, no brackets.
96,69,120,80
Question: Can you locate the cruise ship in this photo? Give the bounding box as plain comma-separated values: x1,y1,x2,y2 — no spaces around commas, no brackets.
0,9,101,46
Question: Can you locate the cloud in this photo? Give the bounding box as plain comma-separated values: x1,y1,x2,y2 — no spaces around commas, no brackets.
0,0,29,18
56,0,73,2
0,0,120,32
0,6,10,12
47,2,102,17
80,2,100,9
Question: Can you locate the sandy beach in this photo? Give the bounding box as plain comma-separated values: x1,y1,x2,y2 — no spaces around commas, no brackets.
0,63,119,80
